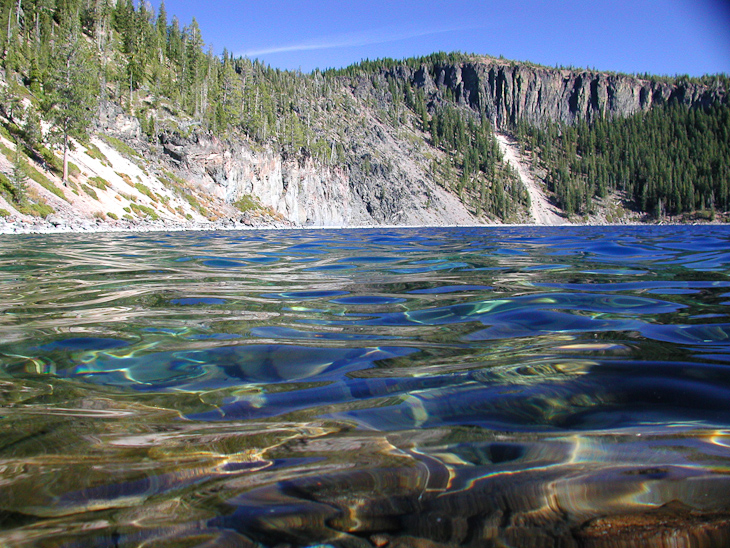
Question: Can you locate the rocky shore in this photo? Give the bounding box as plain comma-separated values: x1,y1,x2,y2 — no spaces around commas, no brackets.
0,214,296,235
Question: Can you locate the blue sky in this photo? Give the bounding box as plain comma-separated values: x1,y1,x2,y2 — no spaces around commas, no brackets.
156,0,730,76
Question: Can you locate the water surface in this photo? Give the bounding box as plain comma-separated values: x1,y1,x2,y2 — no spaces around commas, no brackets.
2,226,730,546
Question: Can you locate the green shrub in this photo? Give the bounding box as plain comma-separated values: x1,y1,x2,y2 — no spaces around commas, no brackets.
107,212,118,220
32,202,54,217
0,172,18,201
37,146,63,176
233,194,260,212
0,208,11,217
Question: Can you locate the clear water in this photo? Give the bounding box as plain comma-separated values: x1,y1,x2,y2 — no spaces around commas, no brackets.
2,225,730,547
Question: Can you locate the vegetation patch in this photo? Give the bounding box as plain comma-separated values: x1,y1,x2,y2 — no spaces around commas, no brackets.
67,161,81,178
162,171,189,188
25,166,68,202
35,146,64,176
16,189,54,218
0,172,20,202
0,142,68,203
81,184,99,200
107,212,119,220
130,203,159,220
100,134,141,159
233,194,260,212
116,172,135,187
135,182,158,202
85,143,110,165
88,176,111,190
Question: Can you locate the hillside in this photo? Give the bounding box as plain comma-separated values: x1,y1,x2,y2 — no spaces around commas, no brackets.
0,2,727,233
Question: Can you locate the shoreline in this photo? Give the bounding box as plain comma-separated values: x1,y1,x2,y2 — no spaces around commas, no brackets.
1,217,725,236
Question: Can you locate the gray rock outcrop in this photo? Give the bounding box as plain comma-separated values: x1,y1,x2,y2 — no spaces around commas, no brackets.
420,58,725,127
382,57,725,129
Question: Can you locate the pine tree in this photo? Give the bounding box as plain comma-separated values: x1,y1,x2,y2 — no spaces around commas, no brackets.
43,17,98,183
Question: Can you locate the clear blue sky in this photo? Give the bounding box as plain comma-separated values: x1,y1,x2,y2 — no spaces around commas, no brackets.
156,0,730,76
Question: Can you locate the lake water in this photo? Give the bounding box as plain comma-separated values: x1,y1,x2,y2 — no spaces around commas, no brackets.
2,225,730,547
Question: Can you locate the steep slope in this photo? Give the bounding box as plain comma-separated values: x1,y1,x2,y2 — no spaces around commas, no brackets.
0,52,727,233
494,133,564,225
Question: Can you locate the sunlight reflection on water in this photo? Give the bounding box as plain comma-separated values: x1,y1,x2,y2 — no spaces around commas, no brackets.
1,225,730,546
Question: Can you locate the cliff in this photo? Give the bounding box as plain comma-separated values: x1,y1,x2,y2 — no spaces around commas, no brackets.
402,56,726,126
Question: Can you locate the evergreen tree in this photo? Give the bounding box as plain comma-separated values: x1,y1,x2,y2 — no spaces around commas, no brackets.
43,17,98,183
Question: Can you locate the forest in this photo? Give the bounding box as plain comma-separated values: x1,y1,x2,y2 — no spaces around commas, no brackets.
0,0,727,223
515,102,730,219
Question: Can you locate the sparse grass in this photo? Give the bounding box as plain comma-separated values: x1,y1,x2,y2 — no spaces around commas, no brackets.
100,134,141,159
0,208,11,217
16,189,54,217
135,182,158,202
130,203,159,220
25,166,68,201
107,212,118,220
88,176,110,190
81,184,99,200
116,172,135,187
67,161,81,178
184,192,207,217
85,143,110,166
160,171,208,217
162,170,188,187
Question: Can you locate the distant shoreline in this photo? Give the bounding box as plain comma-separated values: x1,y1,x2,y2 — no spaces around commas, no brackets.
1,218,725,236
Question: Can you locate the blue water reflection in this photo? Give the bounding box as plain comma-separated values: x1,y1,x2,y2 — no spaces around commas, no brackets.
1,225,730,547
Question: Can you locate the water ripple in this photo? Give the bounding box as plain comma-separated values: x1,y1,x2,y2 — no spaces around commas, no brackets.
1,225,730,546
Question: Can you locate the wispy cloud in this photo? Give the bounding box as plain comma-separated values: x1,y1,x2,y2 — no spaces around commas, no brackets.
239,25,479,57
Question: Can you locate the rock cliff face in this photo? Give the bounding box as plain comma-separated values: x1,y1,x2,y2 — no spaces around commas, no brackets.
409,58,725,127
157,130,477,228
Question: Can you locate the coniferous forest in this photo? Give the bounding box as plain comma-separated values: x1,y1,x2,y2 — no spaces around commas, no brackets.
0,0,727,225
515,103,730,219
